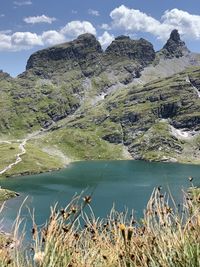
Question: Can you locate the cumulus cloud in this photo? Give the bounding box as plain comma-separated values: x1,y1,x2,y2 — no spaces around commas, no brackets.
88,9,100,17
0,20,97,51
98,31,114,48
1,6,200,52
0,34,12,50
24,15,56,24
61,20,96,39
14,1,32,6
111,5,161,32
161,9,200,39
110,5,170,40
41,31,65,46
110,5,200,41
11,32,43,47
0,32,42,51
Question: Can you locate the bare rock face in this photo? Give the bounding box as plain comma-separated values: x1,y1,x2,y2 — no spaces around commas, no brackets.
19,30,192,81
159,29,190,59
105,36,155,66
26,33,103,77
26,34,156,79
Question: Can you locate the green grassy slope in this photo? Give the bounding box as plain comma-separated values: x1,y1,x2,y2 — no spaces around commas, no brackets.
1,64,200,177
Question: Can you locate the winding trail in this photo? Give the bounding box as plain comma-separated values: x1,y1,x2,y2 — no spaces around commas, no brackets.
0,139,27,175
0,130,41,175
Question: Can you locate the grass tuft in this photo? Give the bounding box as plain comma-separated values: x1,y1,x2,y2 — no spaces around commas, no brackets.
0,187,199,267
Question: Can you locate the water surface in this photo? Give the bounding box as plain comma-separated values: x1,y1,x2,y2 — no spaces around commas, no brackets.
1,160,200,233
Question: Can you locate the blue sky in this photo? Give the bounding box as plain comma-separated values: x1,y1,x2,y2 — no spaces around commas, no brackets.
0,0,200,76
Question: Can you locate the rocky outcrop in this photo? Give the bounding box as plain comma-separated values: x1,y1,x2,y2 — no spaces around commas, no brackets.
25,34,156,80
172,115,200,130
26,33,103,77
158,29,190,59
153,102,181,119
102,132,122,144
105,36,155,66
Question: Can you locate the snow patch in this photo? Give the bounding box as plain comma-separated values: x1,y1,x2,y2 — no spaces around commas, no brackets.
170,125,199,140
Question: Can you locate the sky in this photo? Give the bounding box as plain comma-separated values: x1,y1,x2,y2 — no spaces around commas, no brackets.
0,0,200,76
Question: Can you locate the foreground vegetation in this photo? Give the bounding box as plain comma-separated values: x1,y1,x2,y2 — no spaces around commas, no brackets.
0,185,199,267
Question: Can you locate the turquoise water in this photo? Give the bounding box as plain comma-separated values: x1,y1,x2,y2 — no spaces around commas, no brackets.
1,160,200,233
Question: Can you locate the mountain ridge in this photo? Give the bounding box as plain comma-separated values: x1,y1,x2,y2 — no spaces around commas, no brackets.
1,29,200,177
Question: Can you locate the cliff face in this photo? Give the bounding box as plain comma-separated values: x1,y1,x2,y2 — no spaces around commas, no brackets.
25,33,156,81
25,30,191,79
26,33,103,77
1,29,200,167
105,36,155,65
158,29,190,59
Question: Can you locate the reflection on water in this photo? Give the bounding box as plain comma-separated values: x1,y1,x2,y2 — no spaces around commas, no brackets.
0,160,200,235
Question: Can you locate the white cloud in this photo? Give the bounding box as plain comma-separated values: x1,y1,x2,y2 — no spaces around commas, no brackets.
61,21,96,39
0,31,42,51
0,14,5,18
110,5,200,41
14,1,32,6
41,31,65,46
1,6,200,52
88,9,100,17
24,15,56,24
98,31,114,48
0,34,12,50
110,5,166,38
100,23,111,30
161,9,200,39
0,20,97,51
11,32,43,47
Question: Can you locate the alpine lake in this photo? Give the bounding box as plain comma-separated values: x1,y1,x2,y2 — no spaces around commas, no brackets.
1,160,200,237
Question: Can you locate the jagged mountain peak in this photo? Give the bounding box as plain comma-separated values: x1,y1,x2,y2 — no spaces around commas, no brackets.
25,32,103,78
159,29,190,59
168,29,181,42
105,35,155,65
76,33,97,41
24,30,195,81
25,33,156,79
1,31,200,173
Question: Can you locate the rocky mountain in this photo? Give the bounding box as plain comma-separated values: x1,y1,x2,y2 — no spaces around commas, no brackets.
159,29,190,59
25,33,103,78
1,29,200,177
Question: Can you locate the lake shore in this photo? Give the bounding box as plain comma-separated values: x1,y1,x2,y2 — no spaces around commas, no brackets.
2,156,200,179
0,188,19,202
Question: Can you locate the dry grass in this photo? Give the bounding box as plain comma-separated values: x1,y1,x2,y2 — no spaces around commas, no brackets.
0,187,199,267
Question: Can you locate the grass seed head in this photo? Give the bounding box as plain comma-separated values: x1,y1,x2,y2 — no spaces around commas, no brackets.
33,251,45,266
83,195,92,204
